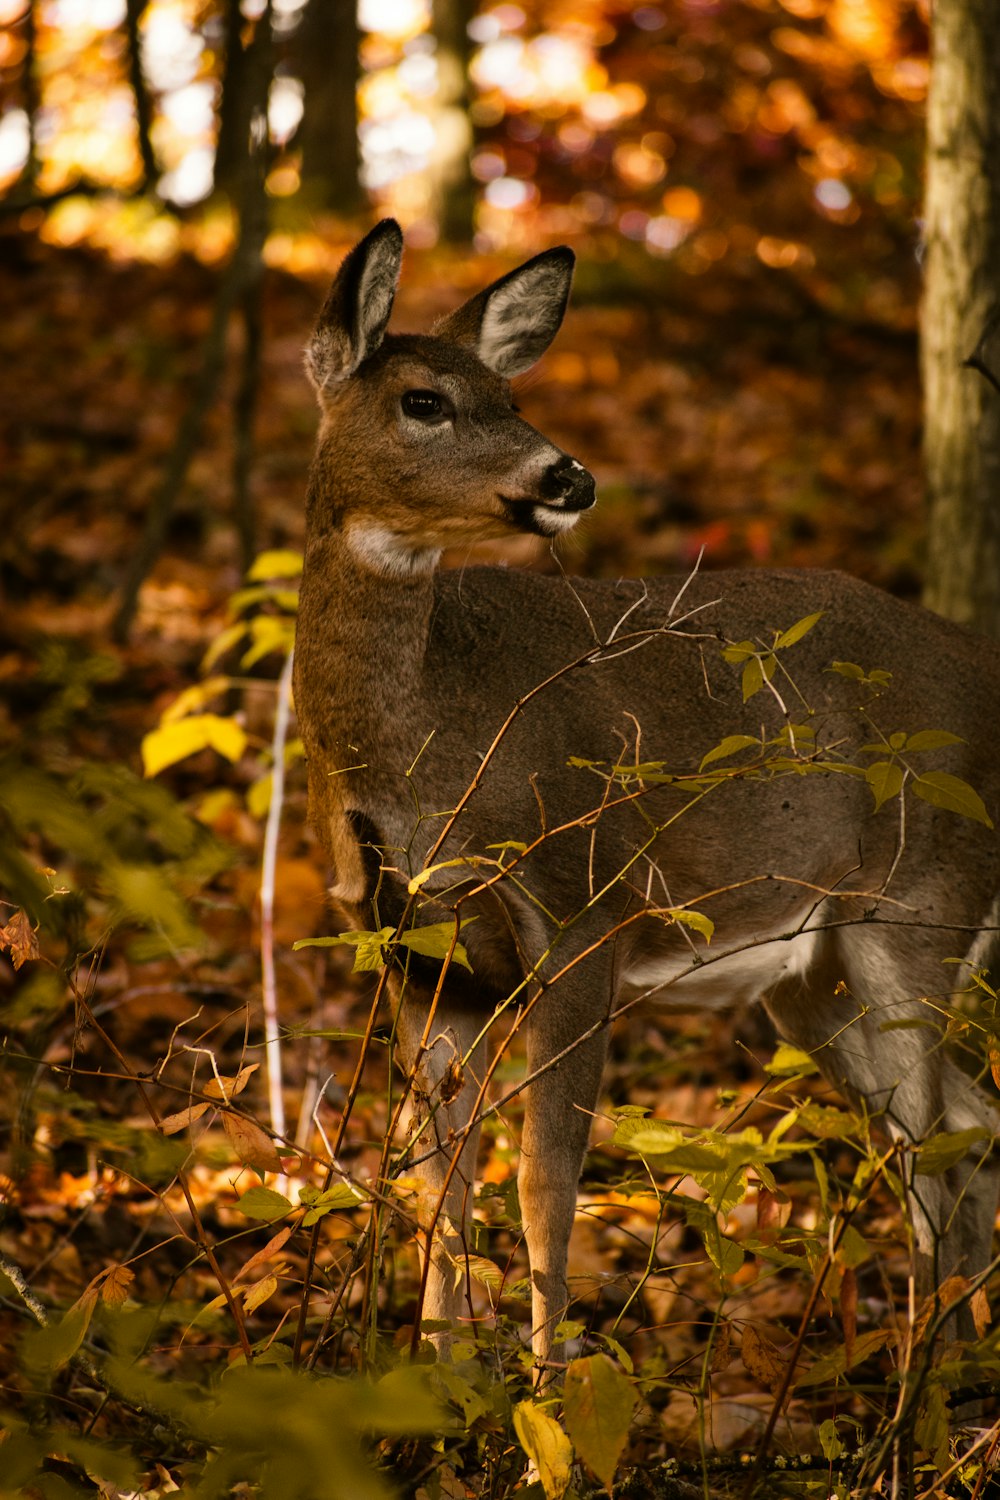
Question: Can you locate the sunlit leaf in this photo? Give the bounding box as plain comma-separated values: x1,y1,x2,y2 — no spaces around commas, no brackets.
667,907,714,942
248,549,303,581
765,1042,819,1076
399,918,475,972
563,1355,636,1491
513,1401,573,1500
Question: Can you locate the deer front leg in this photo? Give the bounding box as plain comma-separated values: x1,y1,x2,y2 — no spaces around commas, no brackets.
393,982,488,1343
520,1011,610,1373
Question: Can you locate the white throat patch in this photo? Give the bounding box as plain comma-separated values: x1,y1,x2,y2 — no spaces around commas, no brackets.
346,521,441,579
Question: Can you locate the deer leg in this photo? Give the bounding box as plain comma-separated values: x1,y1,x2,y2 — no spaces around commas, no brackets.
393,981,488,1342
764,927,998,1337
520,1003,610,1371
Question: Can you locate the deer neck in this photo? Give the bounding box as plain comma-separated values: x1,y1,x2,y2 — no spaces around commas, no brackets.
296,477,443,809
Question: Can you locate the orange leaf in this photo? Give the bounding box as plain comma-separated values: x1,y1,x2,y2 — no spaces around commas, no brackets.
233,1225,293,1286
101,1265,135,1308
0,909,39,969
971,1285,991,1340
204,1063,259,1102
159,1101,211,1135
756,1185,792,1233
222,1111,283,1174
709,1319,734,1373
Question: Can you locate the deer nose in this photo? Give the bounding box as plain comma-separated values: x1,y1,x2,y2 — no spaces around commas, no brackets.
539,455,596,511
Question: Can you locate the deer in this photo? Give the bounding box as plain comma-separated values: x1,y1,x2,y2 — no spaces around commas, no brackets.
293,218,1000,1373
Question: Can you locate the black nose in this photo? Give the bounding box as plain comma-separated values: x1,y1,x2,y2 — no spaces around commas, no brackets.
539,454,596,511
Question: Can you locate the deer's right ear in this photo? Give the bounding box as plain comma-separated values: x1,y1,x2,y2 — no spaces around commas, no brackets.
306,219,404,395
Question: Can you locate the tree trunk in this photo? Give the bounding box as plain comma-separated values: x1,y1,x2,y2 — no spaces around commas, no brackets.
295,0,361,216
429,0,475,244
921,0,1000,637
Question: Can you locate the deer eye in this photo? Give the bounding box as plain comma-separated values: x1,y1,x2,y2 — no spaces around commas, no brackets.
402,389,445,420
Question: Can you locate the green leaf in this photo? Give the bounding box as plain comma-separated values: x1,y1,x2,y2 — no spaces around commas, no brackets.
235,1186,294,1222
299,1182,363,1225
819,1418,846,1460
741,655,764,701
865,759,904,813
765,1043,819,1077
912,771,994,828
829,660,865,680
294,927,394,970
563,1355,636,1491
703,1226,744,1278
721,639,757,664
915,1126,990,1177
399,918,475,972
795,1328,894,1388
203,621,248,669
774,610,823,650
247,549,303,581
698,734,760,772
904,729,964,753
513,1401,573,1499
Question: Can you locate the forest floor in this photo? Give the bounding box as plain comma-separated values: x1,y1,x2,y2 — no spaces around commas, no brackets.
3,221,971,1497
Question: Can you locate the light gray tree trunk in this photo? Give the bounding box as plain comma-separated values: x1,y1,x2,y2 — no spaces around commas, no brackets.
921,0,1000,637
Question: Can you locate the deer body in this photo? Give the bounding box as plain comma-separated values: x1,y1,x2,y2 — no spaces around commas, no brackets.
294,221,1000,1366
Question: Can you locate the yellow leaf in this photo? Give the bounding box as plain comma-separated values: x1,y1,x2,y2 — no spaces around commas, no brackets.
247,549,303,580
204,714,248,764
161,676,231,724
563,1355,636,1491
513,1401,573,1500
241,1273,279,1313
141,714,246,777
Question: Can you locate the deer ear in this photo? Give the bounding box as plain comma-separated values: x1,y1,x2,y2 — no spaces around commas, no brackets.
306,219,404,394
434,247,574,378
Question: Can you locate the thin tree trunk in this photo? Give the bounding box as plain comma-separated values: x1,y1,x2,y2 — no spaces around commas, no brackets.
124,0,158,189
429,0,475,243
921,0,1000,637
296,0,361,215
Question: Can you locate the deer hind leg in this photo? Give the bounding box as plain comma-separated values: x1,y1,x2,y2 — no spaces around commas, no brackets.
763,924,999,1336
520,985,612,1372
392,976,489,1344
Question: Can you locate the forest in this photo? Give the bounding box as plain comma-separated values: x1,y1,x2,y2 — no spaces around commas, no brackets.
2,1,1000,1497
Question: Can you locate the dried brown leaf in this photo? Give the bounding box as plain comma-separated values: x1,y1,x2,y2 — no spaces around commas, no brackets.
971,1284,991,1340
101,1264,135,1308
204,1063,259,1102
159,1101,211,1135
709,1319,734,1372
221,1110,283,1174
741,1324,787,1395
233,1225,293,1285
912,1274,970,1345
756,1185,792,1233
0,909,39,969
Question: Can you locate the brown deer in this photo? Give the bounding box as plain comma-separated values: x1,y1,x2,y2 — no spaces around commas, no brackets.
293,219,999,1368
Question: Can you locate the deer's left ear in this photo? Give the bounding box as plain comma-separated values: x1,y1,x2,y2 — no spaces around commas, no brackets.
433,247,574,378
